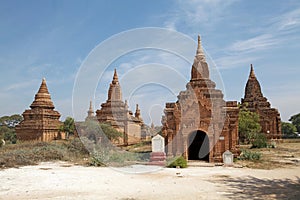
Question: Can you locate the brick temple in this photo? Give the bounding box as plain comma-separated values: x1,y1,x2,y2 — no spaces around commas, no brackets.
162,36,239,162
241,65,282,139
16,78,64,141
96,69,144,145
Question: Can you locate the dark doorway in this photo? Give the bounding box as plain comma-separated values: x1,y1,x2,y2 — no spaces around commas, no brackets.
188,130,210,161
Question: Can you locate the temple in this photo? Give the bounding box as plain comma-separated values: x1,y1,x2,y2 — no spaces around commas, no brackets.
96,69,144,145
162,35,239,162
241,65,282,139
85,100,96,121
16,78,64,141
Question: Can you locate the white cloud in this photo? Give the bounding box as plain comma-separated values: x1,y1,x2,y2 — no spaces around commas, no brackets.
215,55,261,70
272,8,300,31
229,34,278,54
2,79,40,92
164,0,237,31
217,7,300,69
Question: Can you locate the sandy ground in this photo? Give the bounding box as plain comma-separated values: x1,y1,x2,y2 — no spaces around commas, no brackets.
0,162,300,200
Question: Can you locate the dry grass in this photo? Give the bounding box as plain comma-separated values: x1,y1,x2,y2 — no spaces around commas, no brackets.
0,139,90,169
236,141,300,169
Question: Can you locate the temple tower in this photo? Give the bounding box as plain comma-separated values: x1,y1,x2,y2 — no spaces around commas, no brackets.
96,69,144,145
16,78,63,141
162,35,239,162
241,65,282,139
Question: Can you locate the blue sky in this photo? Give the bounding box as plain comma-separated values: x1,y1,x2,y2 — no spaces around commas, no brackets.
0,0,300,124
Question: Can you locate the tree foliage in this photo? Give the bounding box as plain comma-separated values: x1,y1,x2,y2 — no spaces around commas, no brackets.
0,114,22,144
281,122,297,137
289,113,300,133
99,123,123,142
60,117,75,139
238,108,261,143
0,114,23,128
78,120,123,144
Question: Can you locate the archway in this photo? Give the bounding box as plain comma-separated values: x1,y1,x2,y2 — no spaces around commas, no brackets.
188,130,210,161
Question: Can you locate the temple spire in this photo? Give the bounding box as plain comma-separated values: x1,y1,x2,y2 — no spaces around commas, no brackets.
107,69,122,101
244,64,263,99
37,78,50,94
87,100,94,117
112,68,119,84
191,34,209,80
30,78,55,109
196,35,206,61
249,64,256,78
135,104,140,118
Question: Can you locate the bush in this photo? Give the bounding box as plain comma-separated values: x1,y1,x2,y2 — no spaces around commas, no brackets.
167,156,187,168
239,149,261,161
251,133,267,148
90,150,107,167
66,138,89,154
0,140,90,169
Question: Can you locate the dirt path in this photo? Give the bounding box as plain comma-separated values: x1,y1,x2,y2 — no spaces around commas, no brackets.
0,162,299,200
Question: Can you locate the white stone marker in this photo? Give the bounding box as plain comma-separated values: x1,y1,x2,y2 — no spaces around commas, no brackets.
152,134,165,153
222,150,233,166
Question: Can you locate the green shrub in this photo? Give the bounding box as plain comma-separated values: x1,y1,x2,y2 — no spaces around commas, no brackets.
251,133,267,148
167,156,187,168
239,149,261,160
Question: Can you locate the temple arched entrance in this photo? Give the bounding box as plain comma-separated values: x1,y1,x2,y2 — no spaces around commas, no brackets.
188,130,210,161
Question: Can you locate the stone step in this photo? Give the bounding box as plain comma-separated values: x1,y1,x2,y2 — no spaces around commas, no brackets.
187,160,215,167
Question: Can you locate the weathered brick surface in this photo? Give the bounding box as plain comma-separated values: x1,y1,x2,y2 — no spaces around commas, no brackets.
16,78,63,141
241,64,282,139
95,69,144,145
162,36,239,163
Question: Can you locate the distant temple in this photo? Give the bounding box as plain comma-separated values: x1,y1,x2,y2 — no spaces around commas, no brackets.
162,36,239,162
241,65,282,139
16,78,64,141
96,69,144,145
85,100,96,121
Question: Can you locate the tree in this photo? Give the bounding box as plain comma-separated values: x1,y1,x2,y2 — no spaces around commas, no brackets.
289,113,300,133
77,120,123,144
99,123,123,143
0,114,23,127
282,122,297,138
238,107,261,144
60,117,75,139
0,114,22,144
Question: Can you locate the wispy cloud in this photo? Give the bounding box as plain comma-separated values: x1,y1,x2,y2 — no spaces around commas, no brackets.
228,34,278,54
272,8,300,31
217,7,300,69
164,0,237,32
2,79,40,92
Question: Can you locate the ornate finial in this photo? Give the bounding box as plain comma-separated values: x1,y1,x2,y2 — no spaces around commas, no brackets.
196,35,205,59
89,100,93,111
37,78,50,94
112,68,119,84
87,100,94,117
250,64,256,78
124,100,129,110
191,34,210,80
108,69,122,101
135,104,140,118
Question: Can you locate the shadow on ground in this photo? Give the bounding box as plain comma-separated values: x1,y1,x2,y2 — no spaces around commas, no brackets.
213,175,300,200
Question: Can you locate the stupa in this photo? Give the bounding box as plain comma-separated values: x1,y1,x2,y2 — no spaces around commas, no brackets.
16,78,63,141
